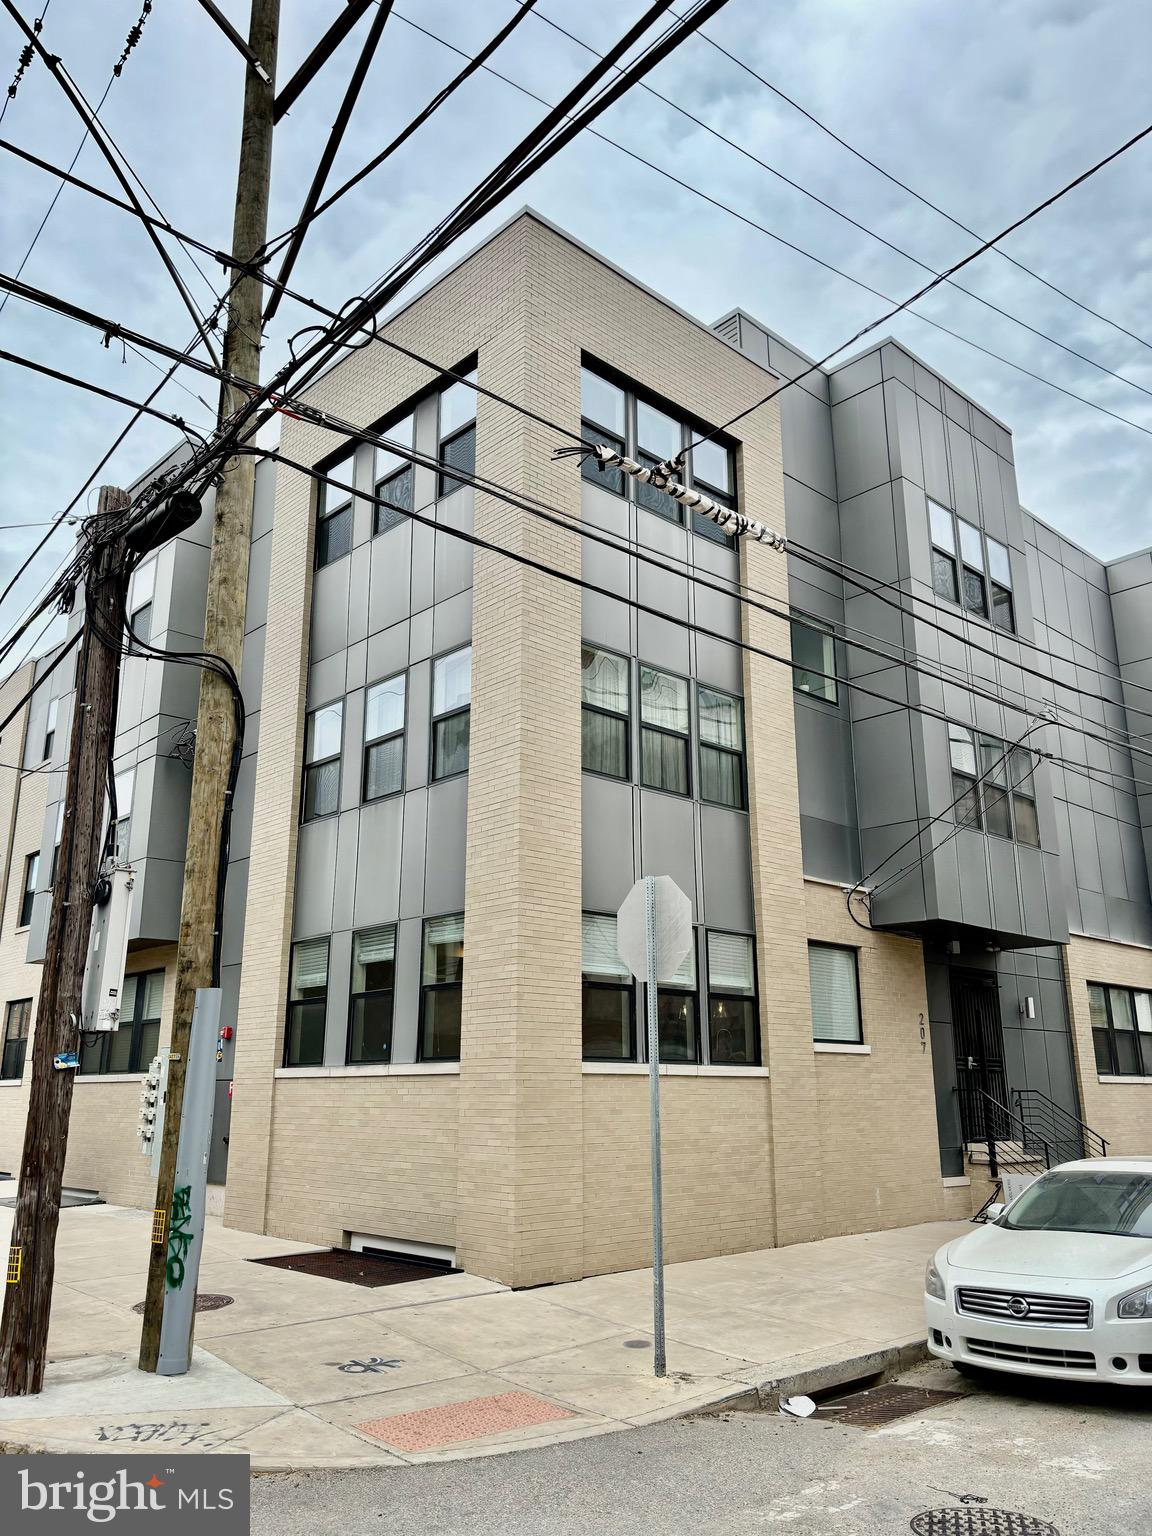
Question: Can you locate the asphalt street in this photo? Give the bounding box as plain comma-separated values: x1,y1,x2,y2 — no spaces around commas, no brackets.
250,1362,1151,1536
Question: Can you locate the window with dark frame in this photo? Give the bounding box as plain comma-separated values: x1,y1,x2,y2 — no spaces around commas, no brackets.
929,500,959,604
420,913,464,1061
790,617,838,703
431,647,471,781
284,938,328,1067
986,535,1015,632
42,696,59,761
808,942,862,1044
127,558,156,654
635,398,682,523
374,413,415,536
949,723,1040,846
581,913,634,1060
580,368,626,497
979,735,1012,838
655,944,697,1063
688,436,737,545
707,932,759,1064
348,925,396,1064
928,499,1015,633
1,998,31,1080
316,459,353,568
581,645,630,779
438,372,477,498
640,665,690,796
1089,983,1152,1077
18,851,38,928
302,702,343,821
698,686,745,809
1010,746,1040,846
80,970,164,1075
363,674,405,801
948,723,983,829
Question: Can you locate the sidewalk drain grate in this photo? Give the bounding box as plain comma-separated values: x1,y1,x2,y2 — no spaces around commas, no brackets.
251,1248,456,1287
812,1383,962,1428
911,1511,1060,1535
132,1293,234,1315
356,1391,577,1452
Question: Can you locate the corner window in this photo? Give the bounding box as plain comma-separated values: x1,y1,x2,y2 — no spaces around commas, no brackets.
348,925,396,1064
808,942,862,1044
438,371,477,498
18,851,38,928
698,686,745,809
928,500,1015,632
656,943,697,1063
949,724,1040,847
1090,983,1152,1077
689,438,736,543
420,913,464,1060
988,532,1016,631
431,646,471,780
363,674,405,801
42,696,59,761
581,645,630,779
635,399,683,523
128,559,156,653
640,665,690,796
374,414,415,535
303,702,343,820
1,998,31,1080
707,932,758,1064
316,458,353,568
581,913,634,1060
948,724,982,829
284,939,328,1067
791,617,838,703
80,969,163,1074
929,500,959,604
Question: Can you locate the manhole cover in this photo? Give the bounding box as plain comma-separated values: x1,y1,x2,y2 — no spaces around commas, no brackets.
251,1248,457,1287
911,1511,1060,1535
132,1293,233,1315
814,1383,962,1428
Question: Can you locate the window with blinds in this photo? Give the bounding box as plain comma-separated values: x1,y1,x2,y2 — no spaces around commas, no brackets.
285,938,329,1067
349,924,396,1064
582,913,634,1060
581,646,630,780
706,932,759,1064
421,913,464,1061
657,938,697,1063
79,967,165,1075
808,942,862,1044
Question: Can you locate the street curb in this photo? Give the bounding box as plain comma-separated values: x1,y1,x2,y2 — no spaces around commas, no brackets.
687,1337,932,1416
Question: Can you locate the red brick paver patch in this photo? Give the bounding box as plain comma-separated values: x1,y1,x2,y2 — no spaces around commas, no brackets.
356,1391,577,1452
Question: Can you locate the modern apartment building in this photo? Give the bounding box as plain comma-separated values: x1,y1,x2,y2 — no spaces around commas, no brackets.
0,211,1148,1287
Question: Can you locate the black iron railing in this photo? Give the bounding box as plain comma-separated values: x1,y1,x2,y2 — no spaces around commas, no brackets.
1012,1088,1108,1164
955,1083,1055,1180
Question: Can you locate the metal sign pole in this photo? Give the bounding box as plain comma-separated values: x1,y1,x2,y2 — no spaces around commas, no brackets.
644,875,667,1378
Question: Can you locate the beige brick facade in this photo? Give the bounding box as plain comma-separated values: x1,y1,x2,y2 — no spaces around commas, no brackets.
1064,933,1152,1155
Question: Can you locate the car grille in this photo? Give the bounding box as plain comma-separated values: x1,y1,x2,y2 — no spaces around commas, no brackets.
965,1336,1095,1371
956,1286,1092,1328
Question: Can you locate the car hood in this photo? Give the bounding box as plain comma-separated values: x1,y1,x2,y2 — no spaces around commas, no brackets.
948,1225,1152,1281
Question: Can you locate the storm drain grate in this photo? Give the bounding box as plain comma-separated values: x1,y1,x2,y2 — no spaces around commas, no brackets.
814,1383,962,1428
133,1293,233,1315
251,1248,456,1287
0,1189,103,1210
911,1511,1060,1535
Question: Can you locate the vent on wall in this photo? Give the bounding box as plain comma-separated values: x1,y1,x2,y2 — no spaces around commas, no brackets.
348,1232,457,1272
713,313,740,345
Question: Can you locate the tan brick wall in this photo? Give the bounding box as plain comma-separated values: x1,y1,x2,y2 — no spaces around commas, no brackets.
1064,933,1152,1155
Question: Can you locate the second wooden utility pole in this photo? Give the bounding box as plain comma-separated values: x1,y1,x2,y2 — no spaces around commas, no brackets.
138,0,280,1373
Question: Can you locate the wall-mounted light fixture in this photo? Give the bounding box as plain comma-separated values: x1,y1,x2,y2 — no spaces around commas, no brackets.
1020,995,1036,1020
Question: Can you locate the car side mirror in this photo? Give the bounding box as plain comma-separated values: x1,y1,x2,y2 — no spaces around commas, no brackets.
984,1203,1004,1222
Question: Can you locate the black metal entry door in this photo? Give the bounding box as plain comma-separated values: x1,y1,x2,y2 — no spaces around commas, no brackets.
951,972,1007,1144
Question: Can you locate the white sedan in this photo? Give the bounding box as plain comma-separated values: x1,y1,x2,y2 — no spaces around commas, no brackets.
925,1157,1152,1386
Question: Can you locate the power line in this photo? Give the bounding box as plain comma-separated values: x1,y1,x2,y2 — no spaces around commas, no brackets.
0,0,48,124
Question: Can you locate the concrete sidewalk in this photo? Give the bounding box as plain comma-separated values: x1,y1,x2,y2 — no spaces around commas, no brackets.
0,1193,966,1468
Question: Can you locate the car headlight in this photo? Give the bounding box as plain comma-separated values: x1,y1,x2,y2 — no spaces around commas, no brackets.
925,1260,946,1301
1117,1284,1152,1319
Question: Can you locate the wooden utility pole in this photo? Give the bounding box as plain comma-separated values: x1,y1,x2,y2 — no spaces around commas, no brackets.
138,0,280,1372
0,487,129,1397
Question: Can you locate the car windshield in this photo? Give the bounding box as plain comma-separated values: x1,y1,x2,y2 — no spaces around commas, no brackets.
1002,1169,1152,1238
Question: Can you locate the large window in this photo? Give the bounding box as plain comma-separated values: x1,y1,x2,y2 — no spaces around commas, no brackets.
42,696,59,761
431,647,471,780
348,925,396,1064
581,913,634,1060
1,998,30,1080
302,701,343,820
363,674,405,800
438,371,477,498
640,665,690,796
808,942,862,1044
80,970,163,1075
928,499,1015,632
374,413,415,536
420,914,464,1061
791,617,838,703
316,456,353,568
285,939,328,1067
1090,984,1152,1078
656,945,698,1063
581,645,630,779
17,851,38,928
579,365,737,544
949,724,1040,846
698,686,745,808
707,932,759,1064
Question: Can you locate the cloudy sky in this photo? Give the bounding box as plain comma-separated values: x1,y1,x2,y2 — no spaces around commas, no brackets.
1,0,1150,656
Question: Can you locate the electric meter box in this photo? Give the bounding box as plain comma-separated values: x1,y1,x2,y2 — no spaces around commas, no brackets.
80,864,135,1032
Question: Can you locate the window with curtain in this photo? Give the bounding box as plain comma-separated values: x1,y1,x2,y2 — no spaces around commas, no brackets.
581,645,630,779
581,913,634,1060
1089,983,1152,1077
707,932,758,1064
363,673,405,800
808,943,862,1043
18,851,38,928
698,686,745,808
284,938,328,1067
303,701,343,820
438,371,477,497
431,647,471,780
80,969,164,1074
929,500,959,604
791,618,838,703
948,723,982,829
656,942,698,1063
640,665,690,796
374,413,415,535
421,913,464,1060
348,925,396,1064
1,998,31,1080
316,457,353,568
